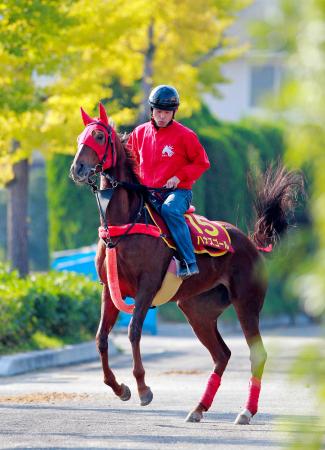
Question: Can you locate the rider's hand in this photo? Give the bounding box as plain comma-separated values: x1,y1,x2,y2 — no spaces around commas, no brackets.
164,176,180,189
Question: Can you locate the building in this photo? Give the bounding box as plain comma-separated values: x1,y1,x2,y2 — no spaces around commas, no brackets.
206,0,285,121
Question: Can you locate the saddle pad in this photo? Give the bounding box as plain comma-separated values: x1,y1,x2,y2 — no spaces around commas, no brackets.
147,205,234,257
151,258,182,306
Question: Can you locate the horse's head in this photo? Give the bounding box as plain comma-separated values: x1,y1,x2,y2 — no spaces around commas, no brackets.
70,103,116,184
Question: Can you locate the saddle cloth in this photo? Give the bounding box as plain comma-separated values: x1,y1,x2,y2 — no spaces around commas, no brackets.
147,205,234,257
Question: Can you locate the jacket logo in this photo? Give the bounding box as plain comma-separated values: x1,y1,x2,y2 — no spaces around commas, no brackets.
162,145,174,157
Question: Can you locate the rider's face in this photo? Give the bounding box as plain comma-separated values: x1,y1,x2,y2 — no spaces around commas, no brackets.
152,108,174,127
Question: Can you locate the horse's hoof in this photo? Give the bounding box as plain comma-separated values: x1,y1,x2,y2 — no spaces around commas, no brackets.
119,383,131,402
234,409,252,425
140,388,153,406
185,410,203,423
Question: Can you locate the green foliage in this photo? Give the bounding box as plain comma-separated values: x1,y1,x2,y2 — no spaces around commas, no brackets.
0,0,251,168
28,160,49,270
184,106,285,232
0,0,74,166
253,1,325,448
47,153,99,251
158,303,186,323
0,0,73,102
0,190,6,260
31,331,64,350
0,263,101,354
0,266,36,350
285,345,325,450
250,0,305,53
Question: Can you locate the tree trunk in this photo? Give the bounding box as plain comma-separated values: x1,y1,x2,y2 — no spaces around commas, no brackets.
7,155,29,277
137,21,155,125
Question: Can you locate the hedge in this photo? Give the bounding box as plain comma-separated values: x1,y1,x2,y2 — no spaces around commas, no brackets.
182,107,286,232
47,155,99,251
0,265,101,354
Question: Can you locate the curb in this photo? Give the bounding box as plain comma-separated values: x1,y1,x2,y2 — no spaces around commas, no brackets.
0,339,119,377
0,316,312,377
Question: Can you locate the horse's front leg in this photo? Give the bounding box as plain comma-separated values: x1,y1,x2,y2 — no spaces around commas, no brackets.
128,293,154,406
96,284,131,401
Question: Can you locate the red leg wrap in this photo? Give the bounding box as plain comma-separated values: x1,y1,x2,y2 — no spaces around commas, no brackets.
245,376,261,415
199,373,221,410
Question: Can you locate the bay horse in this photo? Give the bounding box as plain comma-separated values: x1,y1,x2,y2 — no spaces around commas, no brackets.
70,103,304,424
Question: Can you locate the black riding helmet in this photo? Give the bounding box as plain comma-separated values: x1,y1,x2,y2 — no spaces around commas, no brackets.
148,85,180,111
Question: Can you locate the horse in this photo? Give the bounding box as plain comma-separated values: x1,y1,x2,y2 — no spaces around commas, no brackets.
70,103,304,425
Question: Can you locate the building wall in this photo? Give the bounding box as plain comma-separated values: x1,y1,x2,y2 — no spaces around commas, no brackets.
205,0,284,121
205,60,250,121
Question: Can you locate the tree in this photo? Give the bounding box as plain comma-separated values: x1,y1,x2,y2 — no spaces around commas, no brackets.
0,0,74,275
39,0,251,153
0,0,251,274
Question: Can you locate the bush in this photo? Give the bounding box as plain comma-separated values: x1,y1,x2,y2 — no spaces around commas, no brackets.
0,265,101,354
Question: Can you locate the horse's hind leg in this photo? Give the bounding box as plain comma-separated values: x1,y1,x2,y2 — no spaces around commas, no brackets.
96,285,131,401
178,292,231,423
233,299,267,425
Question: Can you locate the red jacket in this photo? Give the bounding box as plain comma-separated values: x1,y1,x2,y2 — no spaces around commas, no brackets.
127,120,210,189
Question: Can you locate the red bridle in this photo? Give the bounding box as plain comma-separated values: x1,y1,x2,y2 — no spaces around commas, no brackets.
77,103,117,171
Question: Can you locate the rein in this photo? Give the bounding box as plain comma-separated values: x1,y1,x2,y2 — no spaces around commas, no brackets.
89,172,147,249
89,172,163,314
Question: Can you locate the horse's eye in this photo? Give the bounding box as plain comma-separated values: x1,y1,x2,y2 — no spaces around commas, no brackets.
92,130,105,143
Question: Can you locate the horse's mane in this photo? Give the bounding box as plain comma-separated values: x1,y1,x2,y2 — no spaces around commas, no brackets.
117,132,140,183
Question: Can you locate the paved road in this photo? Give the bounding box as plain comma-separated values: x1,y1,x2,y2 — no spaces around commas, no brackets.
0,322,322,449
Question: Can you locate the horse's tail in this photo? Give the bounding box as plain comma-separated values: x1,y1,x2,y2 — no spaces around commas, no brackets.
250,163,305,251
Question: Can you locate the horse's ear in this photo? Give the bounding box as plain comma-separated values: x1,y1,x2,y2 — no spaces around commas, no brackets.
99,102,109,126
80,107,93,126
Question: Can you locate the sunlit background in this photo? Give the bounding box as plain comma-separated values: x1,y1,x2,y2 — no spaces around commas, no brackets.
0,1,324,447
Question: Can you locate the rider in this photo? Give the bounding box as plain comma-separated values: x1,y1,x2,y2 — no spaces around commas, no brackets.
127,85,210,278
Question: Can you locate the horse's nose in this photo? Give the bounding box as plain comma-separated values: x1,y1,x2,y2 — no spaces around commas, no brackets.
76,162,86,177
70,161,88,181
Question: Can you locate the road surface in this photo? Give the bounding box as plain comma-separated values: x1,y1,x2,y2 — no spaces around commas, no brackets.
0,322,322,449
